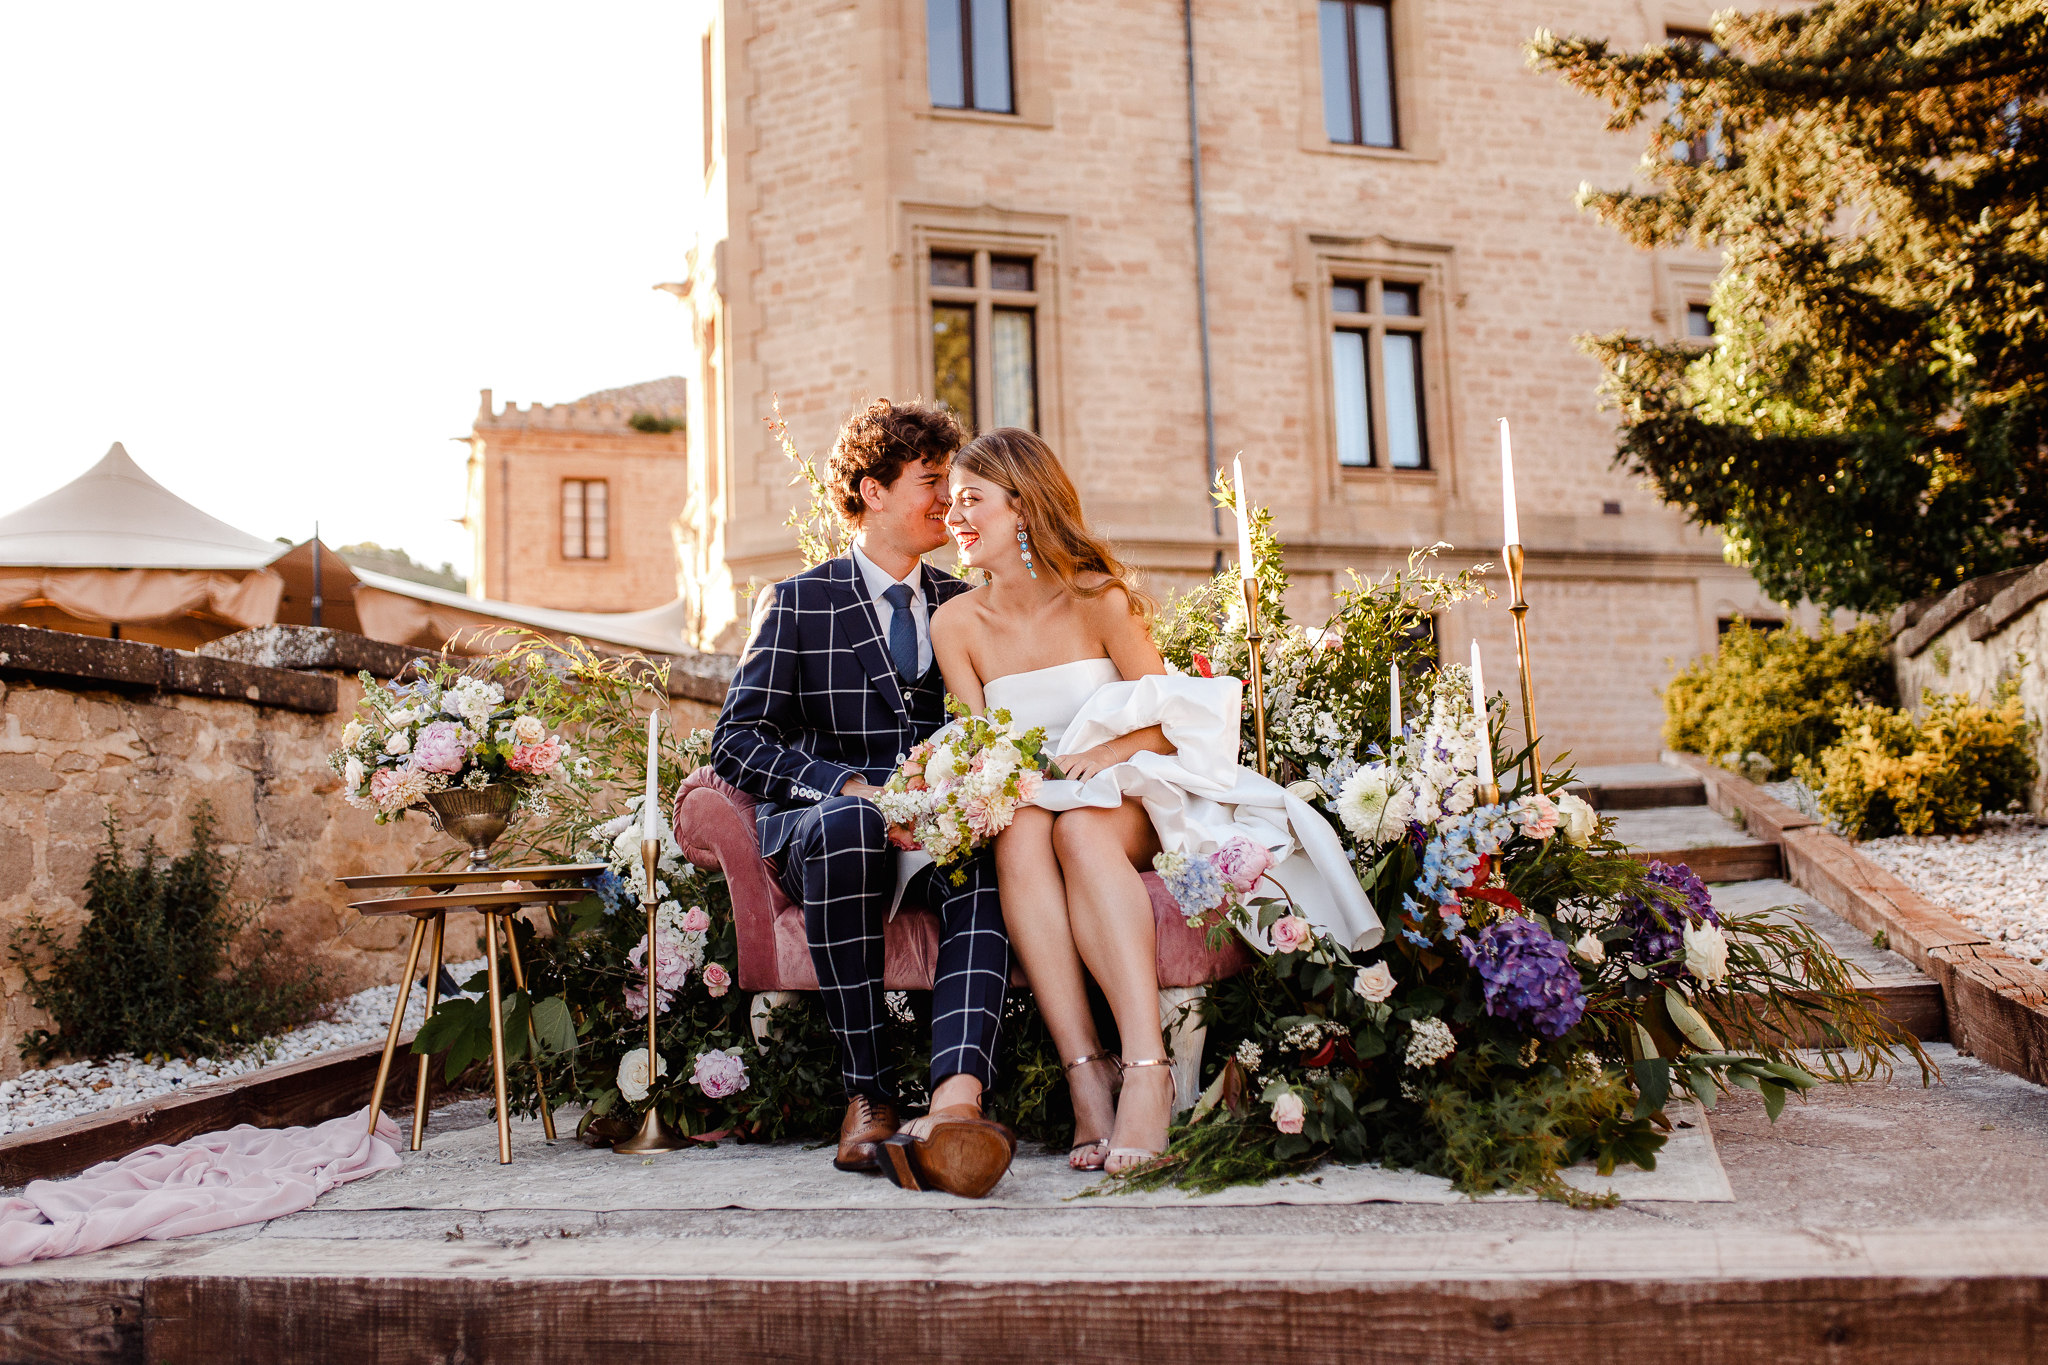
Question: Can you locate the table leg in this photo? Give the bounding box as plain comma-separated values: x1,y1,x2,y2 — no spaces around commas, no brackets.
484,912,511,1165
503,916,557,1141
367,915,429,1136
411,911,446,1152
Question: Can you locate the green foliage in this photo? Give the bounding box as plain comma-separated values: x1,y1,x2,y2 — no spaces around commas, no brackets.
1662,620,1894,773
1798,686,2037,837
627,412,682,434
8,807,327,1065
1532,2,2048,612
770,394,850,571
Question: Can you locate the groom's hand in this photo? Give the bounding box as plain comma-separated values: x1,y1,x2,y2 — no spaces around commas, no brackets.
838,777,884,799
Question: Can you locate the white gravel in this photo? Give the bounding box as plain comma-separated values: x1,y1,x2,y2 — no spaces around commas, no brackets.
1857,820,2048,967
0,960,486,1137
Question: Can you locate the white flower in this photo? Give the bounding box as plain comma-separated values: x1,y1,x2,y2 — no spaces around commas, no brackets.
1683,921,1730,985
616,1047,669,1103
512,714,547,745
1234,1039,1264,1071
1353,961,1397,1003
384,730,411,756
1336,766,1405,844
343,756,366,791
1404,1016,1456,1068
341,720,364,749
1555,792,1599,847
1572,933,1606,964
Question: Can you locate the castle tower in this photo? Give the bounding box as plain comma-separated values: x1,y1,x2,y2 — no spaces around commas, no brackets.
675,0,1795,763
464,377,690,617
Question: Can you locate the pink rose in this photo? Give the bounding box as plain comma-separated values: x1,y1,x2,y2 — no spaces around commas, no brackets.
412,720,471,774
1516,793,1560,840
681,905,711,933
508,735,564,775
1014,768,1044,802
1271,915,1315,953
1213,837,1273,896
1271,1091,1305,1134
702,962,731,997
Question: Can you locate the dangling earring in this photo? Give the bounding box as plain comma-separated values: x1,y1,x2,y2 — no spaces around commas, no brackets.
1017,524,1037,579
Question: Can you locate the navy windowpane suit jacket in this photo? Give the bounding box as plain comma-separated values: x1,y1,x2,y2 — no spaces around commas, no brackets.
711,553,972,857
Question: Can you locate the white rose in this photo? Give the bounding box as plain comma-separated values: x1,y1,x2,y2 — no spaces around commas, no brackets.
616,1046,669,1103
341,720,364,749
1572,933,1605,964
344,756,366,791
512,714,547,745
384,730,411,756
1353,961,1397,1003
1683,921,1730,985
1555,792,1599,848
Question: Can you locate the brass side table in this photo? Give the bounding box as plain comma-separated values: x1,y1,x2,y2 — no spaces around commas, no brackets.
338,864,603,1165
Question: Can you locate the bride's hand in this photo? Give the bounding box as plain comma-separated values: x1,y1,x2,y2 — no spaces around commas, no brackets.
1059,744,1120,781
886,824,919,851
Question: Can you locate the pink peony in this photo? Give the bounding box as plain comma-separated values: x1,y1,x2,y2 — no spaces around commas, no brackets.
692,1048,750,1099
508,735,565,775
680,905,711,934
368,767,406,807
1271,915,1315,953
1213,837,1273,896
412,721,472,774
702,962,731,997
1271,1091,1305,1134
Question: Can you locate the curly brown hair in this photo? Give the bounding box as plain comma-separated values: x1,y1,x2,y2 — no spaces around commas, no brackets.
827,399,965,524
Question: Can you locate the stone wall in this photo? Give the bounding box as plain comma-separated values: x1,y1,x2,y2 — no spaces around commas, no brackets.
1890,562,2048,813
0,626,725,1078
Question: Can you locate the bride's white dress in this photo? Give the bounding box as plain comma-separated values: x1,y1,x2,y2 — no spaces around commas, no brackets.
984,657,1383,952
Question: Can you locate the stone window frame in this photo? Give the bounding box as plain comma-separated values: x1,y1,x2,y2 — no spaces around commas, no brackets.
1292,0,1438,162
897,204,1068,450
1297,233,1456,498
900,0,1054,129
1656,257,1721,347
560,477,611,563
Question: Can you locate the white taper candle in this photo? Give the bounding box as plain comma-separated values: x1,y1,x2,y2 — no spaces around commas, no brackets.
1470,639,1494,789
1498,418,1521,549
1234,456,1255,583
642,708,661,843
1389,662,1403,742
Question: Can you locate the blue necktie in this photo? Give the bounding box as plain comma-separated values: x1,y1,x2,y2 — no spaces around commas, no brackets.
883,583,919,680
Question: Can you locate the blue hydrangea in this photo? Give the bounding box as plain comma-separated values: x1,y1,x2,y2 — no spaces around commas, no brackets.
1456,916,1587,1040
1158,852,1227,917
1412,804,1517,927
1619,861,1719,974
591,868,627,915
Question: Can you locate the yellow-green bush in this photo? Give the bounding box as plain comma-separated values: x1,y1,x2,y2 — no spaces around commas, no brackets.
1662,621,1893,776
1797,687,2037,838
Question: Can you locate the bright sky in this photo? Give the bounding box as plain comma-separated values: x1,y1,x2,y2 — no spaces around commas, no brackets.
0,2,695,575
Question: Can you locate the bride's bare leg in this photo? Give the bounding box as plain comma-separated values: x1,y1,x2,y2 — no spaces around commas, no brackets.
1053,800,1169,1175
994,806,1116,1165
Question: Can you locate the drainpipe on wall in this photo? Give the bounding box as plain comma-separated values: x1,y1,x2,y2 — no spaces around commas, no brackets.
1184,0,1220,540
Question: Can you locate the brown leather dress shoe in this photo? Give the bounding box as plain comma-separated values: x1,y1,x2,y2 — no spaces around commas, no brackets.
878,1104,1017,1199
834,1095,900,1172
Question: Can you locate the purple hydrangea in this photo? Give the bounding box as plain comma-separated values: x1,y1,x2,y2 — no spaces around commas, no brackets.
1620,861,1719,974
1456,916,1587,1040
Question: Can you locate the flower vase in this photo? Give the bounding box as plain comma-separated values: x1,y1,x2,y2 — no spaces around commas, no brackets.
425,785,519,869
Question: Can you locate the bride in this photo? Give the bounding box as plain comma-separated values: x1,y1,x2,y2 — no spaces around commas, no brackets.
929,429,1378,1175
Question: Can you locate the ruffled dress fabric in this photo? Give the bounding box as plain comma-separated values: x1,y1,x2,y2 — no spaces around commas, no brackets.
987,660,1383,953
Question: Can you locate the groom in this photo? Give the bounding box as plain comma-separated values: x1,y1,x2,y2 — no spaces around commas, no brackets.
711,398,1016,1198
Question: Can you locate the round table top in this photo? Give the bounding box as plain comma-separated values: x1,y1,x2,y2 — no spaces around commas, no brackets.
348,887,597,916
335,862,607,890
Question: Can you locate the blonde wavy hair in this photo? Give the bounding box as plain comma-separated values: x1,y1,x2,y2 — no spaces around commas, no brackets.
953,428,1153,619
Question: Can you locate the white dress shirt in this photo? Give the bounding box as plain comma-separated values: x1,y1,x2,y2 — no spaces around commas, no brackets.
849,541,932,676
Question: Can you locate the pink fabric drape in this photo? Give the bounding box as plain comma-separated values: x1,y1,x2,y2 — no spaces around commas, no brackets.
0,567,283,628
0,1108,401,1266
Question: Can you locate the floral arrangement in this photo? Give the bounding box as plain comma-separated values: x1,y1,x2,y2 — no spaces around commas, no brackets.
873,697,1056,884
329,661,574,822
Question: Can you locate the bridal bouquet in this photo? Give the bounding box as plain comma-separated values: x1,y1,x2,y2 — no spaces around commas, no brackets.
873,697,1057,883
329,664,572,821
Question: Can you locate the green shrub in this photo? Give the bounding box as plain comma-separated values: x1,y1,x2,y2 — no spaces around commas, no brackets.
8,806,329,1065
1796,687,2037,838
1662,620,1894,775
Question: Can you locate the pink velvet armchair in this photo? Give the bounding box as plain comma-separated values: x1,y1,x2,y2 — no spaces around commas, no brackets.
671,766,1253,993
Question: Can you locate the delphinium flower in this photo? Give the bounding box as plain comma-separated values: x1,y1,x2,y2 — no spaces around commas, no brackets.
1618,861,1720,977
1456,916,1588,1039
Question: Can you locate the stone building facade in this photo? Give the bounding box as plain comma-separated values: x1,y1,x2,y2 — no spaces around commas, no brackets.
464,377,692,618
670,0,1797,765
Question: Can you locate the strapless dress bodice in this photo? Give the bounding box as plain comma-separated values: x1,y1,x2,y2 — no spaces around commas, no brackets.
981,656,1121,754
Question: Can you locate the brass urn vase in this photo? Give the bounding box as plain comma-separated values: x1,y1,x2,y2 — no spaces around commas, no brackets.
424,785,520,869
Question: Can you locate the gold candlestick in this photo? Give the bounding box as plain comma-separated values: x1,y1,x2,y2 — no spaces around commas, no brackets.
614,837,685,1155
1242,577,1270,778
1504,543,1544,793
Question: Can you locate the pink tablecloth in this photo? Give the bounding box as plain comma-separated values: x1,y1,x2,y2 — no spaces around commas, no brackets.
0,1107,402,1266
